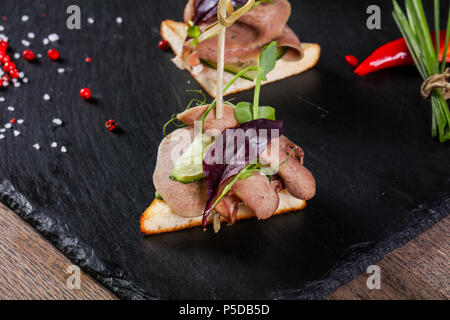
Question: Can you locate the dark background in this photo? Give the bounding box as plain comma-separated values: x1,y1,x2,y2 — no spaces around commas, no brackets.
0,0,448,299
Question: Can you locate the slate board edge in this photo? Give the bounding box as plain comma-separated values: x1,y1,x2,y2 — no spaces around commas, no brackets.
271,192,449,299
1,178,448,300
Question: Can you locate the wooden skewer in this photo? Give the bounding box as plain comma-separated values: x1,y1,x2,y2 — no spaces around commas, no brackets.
215,0,228,120
196,0,255,119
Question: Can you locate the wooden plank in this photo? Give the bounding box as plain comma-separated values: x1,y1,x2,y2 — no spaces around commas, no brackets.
0,202,448,300
0,204,116,300
328,216,449,300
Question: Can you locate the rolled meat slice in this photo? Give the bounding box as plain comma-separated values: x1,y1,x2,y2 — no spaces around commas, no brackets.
177,104,239,132
153,128,207,217
261,136,316,200
215,171,280,222
183,0,302,65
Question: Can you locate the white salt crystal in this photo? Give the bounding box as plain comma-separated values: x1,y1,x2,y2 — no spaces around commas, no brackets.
51,142,57,148
13,130,20,136
48,33,59,42
43,38,49,45
27,32,35,39
61,146,67,153
88,17,95,24
116,17,123,24
7,106,14,111
57,68,65,74
0,134,4,140
33,143,40,150
17,119,24,124
52,118,63,126
0,97,5,102
14,53,20,59
21,15,29,22
43,94,51,101
21,39,30,47
4,123,12,129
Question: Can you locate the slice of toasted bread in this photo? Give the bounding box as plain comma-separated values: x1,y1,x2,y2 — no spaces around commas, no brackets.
140,189,306,235
161,20,321,98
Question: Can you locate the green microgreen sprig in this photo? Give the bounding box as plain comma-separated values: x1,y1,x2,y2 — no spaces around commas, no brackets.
163,90,206,136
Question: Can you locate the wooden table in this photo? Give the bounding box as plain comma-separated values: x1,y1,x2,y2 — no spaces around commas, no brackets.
0,203,448,300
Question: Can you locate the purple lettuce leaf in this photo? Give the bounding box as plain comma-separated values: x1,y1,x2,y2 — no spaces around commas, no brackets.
202,119,283,223
193,0,249,24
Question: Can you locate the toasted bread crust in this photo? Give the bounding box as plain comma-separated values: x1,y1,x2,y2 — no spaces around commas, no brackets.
160,20,321,98
140,189,307,235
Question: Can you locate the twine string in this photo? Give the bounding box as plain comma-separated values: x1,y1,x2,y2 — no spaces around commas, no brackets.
197,0,255,43
421,68,450,99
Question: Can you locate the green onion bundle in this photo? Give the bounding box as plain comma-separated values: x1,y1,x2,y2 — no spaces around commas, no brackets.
393,0,450,142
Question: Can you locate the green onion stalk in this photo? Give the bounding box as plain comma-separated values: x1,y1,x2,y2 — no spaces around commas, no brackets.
393,0,450,142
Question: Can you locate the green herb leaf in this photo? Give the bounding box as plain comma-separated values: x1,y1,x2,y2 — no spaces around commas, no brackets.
187,25,201,39
238,164,259,180
258,106,276,120
253,0,273,8
234,102,253,124
234,103,276,124
163,90,206,136
206,163,258,213
155,191,163,200
259,41,278,81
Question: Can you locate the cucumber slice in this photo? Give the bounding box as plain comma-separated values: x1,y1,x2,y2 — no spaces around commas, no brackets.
170,133,213,184
201,60,257,81
276,47,288,59
201,47,288,81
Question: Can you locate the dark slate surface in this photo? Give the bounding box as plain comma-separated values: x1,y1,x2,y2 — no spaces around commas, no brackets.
0,0,448,300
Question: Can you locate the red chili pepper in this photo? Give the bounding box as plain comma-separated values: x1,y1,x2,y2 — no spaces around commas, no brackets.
355,30,450,76
10,118,17,124
345,55,359,68
158,40,170,51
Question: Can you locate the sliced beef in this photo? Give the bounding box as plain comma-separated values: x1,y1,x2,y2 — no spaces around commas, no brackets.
274,25,304,61
215,172,280,222
177,104,239,132
177,104,316,200
184,0,196,23
183,0,302,65
214,181,241,223
232,172,280,220
153,128,207,217
270,176,285,193
261,136,316,200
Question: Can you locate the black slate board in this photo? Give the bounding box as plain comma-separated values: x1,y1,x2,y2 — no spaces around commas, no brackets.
0,0,448,300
